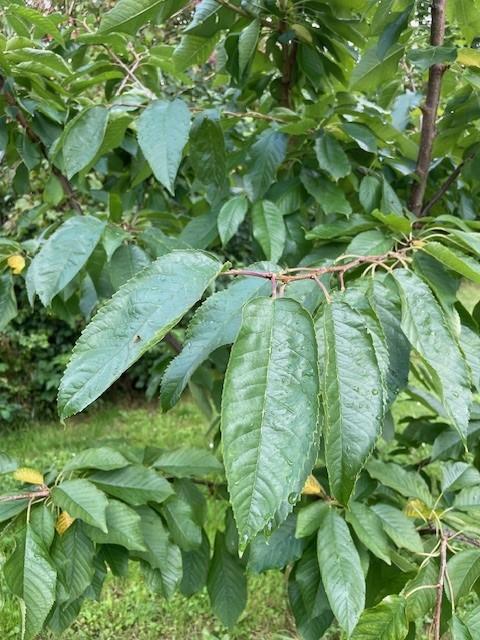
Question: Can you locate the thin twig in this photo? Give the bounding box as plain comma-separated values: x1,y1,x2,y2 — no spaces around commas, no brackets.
409,0,448,217
221,247,414,285
431,534,448,640
421,152,476,216
0,489,50,503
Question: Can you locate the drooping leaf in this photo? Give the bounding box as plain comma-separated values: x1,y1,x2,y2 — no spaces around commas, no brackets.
63,447,130,473
238,19,260,75
345,502,391,565
84,499,146,551
244,129,288,202
301,171,352,216
351,45,404,91
160,264,273,409
4,524,57,640
446,549,480,602
217,195,248,245
189,111,226,188
315,132,351,181
248,514,305,573
161,495,202,551
393,269,471,441
366,459,433,506
51,522,95,604
0,273,17,330
52,479,108,532
251,200,286,262
351,595,409,640
99,0,166,33
316,297,383,505
180,531,210,597
317,508,365,636
26,216,106,307
109,244,151,290
371,503,423,553
296,501,330,538
63,107,109,179
88,465,173,505
422,242,480,284
58,250,222,419
137,99,191,194
222,296,319,543
153,448,223,477
207,532,247,628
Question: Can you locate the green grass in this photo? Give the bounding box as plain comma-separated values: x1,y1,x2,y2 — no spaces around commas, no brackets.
0,401,296,640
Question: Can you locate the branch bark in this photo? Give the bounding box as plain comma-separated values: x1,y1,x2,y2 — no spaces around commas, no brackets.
409,0,448,217
0,489,50,503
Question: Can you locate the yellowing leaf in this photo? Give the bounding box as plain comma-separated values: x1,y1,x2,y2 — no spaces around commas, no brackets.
13,467,44,485
302,474,325,496
457,48,480,68
404,499,431,520
55,511,75,535
7,254,25,275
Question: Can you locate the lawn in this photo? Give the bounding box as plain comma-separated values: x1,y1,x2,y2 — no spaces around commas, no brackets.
0,401,296,640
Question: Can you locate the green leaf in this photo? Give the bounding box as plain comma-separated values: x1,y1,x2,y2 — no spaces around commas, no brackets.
393,269,471,441
189,111,226,188
222,297,319,543
4,524,57,640
207,532,247,628
63,447,130,473
0,451,18,474
351,595,408,640
84,499,146,551
160,263,273,409
137,99,191,194
315,132,351,181
446,549,480,602
63,107,109,179
173,34,219,71
317,508,365,636
301,170,352,216
454,486,480,510
88,465,173,505
26,216,106,307
359,176,382,213
238,19,260,75
371,503,423,553
99,0,166,33
447,0,480,43
407,46,457,71
161,495,202,550
58,250,222,419
366,459,433,506
306,214,375,240
109,244,150,290
244,129,288,202
251,200,286,262
351,45,403,91
422,242,480,284
52,479,108,532
51,522,95,604
404,559,438,620
0,273,18,330
316,297,383,505
0,500,29,524
346,230,393,256
153,448,223,477
342,122,377,153
345,502,391,565
218,195,248,245
248,513,305,573
180,531,210,597
296,501,330,538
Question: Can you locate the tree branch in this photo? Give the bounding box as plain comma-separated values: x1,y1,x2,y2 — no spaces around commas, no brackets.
0,489,50,503
421,152,476,216
409,0,448,217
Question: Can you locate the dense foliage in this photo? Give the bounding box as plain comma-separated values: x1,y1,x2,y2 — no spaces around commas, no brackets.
2,0,480,638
